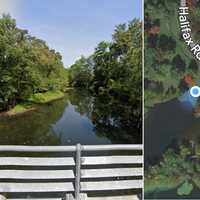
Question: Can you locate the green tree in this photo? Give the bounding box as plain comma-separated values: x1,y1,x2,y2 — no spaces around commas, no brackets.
69,19,142,125
189,59,198,73
171,54,186,73
0,14,68,111
69,56,93,88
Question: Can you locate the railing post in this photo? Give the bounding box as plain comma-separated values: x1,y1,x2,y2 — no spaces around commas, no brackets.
75,143,81,200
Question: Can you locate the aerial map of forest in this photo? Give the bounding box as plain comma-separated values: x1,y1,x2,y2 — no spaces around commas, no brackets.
145,0,200,199
145,0,200,110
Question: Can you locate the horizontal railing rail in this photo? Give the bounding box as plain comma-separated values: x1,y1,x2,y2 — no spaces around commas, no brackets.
0,144,143,200
0,144,143,152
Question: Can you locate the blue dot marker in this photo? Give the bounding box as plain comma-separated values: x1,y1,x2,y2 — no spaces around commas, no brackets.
190,86,200,98
193,88,199,95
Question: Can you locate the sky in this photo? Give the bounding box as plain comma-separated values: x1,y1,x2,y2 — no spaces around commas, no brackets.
0,0,142,67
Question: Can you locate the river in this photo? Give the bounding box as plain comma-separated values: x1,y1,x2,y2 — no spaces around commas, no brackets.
0,89,141,145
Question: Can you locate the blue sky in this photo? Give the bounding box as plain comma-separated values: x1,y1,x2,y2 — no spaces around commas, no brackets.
0,0,142,67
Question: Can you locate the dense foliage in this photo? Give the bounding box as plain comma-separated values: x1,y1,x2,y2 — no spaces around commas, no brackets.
0,14,68,111
68,19,142,121
145,143,200,196
144,0,200,110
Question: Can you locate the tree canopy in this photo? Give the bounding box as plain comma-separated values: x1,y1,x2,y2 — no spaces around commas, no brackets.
0,14,68,111
69,19,142,110
144,0,200,110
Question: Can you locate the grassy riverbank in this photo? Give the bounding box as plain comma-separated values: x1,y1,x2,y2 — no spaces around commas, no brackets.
7,104,35,116
5,91,65,116
27,91,64,104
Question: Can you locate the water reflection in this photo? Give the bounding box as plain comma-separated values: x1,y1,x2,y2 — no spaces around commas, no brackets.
0,89,141,145
0,99,67,145
52,104,110,145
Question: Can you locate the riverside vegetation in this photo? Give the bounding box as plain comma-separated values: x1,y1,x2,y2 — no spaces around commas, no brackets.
0,13,142,140
0,14,68,115
68,19,142,109
145,142,200,197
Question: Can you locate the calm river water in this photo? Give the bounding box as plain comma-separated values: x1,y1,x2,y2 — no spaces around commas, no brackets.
0,89,141,145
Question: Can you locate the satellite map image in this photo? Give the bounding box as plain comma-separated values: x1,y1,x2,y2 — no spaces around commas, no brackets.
144,0,200,199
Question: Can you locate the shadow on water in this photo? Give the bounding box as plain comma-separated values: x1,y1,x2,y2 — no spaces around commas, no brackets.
0,89,141,145
145,98,195,166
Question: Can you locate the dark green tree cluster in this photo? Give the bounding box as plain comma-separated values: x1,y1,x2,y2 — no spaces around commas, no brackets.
145,143,200,196
147,34,176,56
68,56,93,88
144,0,200,110
171,55,186,73
69,19,142,108
0,14,68,111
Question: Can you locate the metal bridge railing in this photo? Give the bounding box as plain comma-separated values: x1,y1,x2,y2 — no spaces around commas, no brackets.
0,144,143,200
